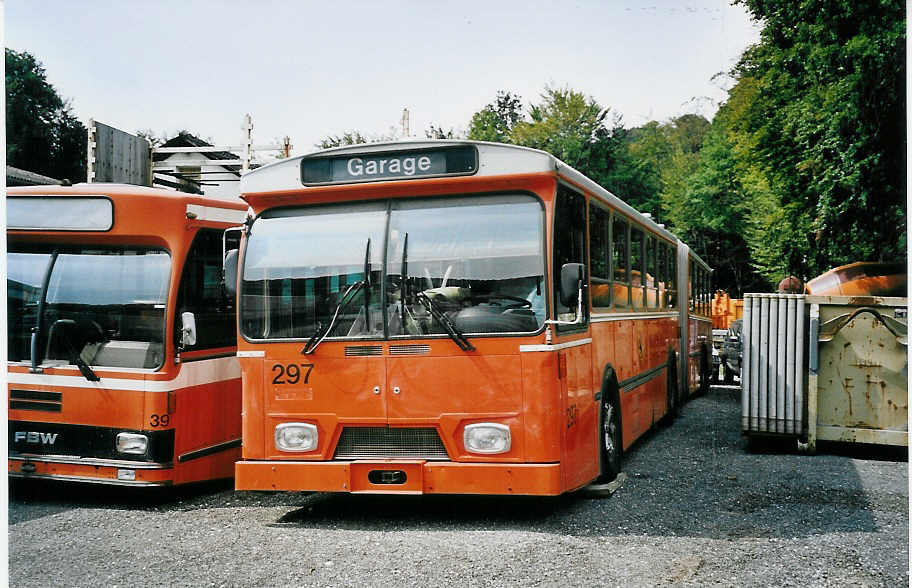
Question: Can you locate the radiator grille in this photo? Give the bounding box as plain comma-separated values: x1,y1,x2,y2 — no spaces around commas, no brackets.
9,390,62,412
389,344,431,356
333,427,449,460
741,294,806,436
345,345,383,357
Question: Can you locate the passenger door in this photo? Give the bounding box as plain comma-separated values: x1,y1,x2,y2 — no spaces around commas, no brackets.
553,186,596,489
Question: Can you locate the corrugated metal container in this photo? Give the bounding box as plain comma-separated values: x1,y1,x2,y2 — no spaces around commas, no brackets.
807,295,908,449
741,294,806,437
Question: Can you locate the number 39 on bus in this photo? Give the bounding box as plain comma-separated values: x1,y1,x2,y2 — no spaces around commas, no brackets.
7,186,247,486
227,141,713,496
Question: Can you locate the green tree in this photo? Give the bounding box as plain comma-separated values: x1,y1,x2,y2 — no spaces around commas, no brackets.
316,131,369,149
466,91,523,142
729,0,906,280
663,119,767,295
467,86,671,220
6,48,87,181
510,86,620,177
425,124,461,139
628,114,712,223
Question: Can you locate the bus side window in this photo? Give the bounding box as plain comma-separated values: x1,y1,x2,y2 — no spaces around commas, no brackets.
704,269,711,316
630,227,644,309
666,243,677,308
656,239,668,308
176,229,236,351
646,235,657,309
589,204,610,308
553,186,588,326
612,216,629,308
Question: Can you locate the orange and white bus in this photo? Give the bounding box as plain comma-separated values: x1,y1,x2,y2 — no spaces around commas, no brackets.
228,141,711,495
7,185,247,486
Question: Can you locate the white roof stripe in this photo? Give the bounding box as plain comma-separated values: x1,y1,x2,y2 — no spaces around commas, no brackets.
7,356,240,393
240,139,709,269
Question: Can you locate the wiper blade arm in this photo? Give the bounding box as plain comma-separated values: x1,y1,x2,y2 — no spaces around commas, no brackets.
73,352,101,382
400,233,409,332
50,319,101,382
417,292,475,352
301,280,366,355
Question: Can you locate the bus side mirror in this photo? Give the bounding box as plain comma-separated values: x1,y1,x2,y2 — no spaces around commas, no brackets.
559,263,585,307
224,249,239,298
180,312,197,348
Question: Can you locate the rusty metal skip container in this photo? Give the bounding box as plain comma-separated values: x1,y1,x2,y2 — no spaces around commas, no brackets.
807,295,908,450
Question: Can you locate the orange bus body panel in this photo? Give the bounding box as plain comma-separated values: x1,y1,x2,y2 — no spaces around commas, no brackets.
235,460,563,495
233,142,710,495
8,185,246,486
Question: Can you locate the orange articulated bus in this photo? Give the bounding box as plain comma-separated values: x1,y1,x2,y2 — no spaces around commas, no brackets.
7,185,247,486
229,141,712,495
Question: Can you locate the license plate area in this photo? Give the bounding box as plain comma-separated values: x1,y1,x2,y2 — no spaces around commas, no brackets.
350,460,424,493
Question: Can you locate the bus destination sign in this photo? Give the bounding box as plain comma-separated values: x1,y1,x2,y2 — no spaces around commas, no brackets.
301,145,477,185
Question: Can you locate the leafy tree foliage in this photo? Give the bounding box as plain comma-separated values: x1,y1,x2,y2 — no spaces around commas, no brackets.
468,86,661,217
510,86,620,178
628,115,712,225
6,48,86,181
425,125,461,139
664,120,767,294
316,131,370,149
466,91,523,142
729,0,906,280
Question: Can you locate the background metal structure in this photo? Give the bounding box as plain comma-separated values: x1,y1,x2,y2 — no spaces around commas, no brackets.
87,120,152,186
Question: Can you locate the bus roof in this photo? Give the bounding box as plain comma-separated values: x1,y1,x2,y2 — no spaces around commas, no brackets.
7,183,248,233
240,139,710,267
8,183,247,208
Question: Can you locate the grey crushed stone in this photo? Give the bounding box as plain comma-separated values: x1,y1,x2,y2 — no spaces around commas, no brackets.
9,384,908,586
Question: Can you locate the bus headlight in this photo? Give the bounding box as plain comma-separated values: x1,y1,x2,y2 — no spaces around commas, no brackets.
115,433,148,455
275,423,318,452
464,423,511,454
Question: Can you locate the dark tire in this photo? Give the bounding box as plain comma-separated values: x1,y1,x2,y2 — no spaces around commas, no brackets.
665,349,681,424
698,343,711,396
597,372,622,483
661,349,679,425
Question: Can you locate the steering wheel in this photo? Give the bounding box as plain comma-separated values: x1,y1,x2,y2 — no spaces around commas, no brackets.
78,320,107,344
478,293,533,310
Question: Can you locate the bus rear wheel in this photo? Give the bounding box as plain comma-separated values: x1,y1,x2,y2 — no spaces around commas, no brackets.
698,343,711,396
662,350,679,425
597,395,621,483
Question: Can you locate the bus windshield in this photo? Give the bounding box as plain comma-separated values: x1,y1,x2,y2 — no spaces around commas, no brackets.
7,246,171,369
241,194,545,341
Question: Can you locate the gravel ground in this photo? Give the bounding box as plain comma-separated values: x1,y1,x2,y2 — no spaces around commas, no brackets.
9,384,908,587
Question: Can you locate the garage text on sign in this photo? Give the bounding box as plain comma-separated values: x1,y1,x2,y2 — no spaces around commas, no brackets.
300,146,477,185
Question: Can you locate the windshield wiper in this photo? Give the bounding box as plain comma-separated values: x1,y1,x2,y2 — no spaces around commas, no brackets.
48,319,101,382
400,233,409,332
416,292,475,352
301,280,367,355
302,238,373,355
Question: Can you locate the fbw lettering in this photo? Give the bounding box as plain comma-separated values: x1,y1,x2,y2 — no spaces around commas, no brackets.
14,431,58,445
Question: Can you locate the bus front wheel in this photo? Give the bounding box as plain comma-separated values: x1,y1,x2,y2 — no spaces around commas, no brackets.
597,393,622,483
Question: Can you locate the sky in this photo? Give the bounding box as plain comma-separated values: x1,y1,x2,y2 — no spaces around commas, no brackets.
5,0,761,158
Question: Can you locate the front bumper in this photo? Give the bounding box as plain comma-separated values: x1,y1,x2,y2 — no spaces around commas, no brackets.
235,459,563,495
9,455,174,487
